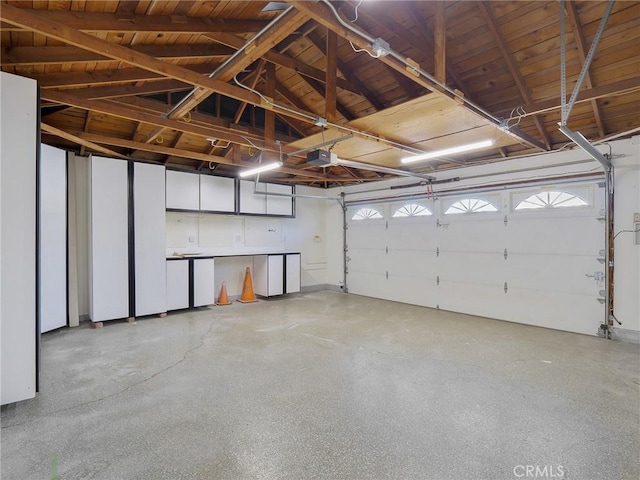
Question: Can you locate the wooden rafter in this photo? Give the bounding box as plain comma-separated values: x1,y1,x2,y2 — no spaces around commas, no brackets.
325,29,338,123
0,44,234,66
204,32,359,94
76,132,342,182
79,111,93,156
265,62,277,144
307,30,384,111
434,1,446,84
478,1,552,150
0,4,318,127
142,8,309,142
0,10,268,33
41,123,128,160
234,60,266,125
565,0,606,137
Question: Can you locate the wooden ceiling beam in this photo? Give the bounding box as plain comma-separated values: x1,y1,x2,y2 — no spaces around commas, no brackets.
40,89,277,152
0,44,234,66
79,111,93,156
234,60,266,125
325,29,338,123
41,122,128,160
434,1,446,84
203,32,359,94
494,77,640,118
77,132,338,181
566,0,606,137
0,10,268,33
478,1,552,150
306,30,384,111
0,4,319,127
142,8,309,143
73,79,191,100
303,77,355,121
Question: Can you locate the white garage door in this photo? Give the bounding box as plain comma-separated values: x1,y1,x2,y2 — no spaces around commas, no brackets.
346,182,605,335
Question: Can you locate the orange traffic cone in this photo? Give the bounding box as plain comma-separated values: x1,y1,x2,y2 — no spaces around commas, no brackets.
238,267,258,303
217,281,232,306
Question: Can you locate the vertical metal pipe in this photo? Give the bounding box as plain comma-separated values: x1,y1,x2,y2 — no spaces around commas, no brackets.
341,192,348,293
605,166,615,337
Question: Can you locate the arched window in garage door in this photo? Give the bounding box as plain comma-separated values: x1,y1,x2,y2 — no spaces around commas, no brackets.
445,198,498,215
351,207,383,220
514,191,588,210
392,203,433,218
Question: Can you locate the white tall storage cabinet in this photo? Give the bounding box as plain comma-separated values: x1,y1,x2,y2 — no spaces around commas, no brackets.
1,72,37,405
134,163,166,316
89,156,129,322
39,145,68,333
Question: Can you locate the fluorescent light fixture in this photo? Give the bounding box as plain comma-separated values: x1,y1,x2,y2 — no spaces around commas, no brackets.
558,124,611,168
238,162,282,178
401,139,495,164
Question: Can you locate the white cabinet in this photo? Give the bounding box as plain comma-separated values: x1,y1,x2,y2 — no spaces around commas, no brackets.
266,183,294,216
1,72,37,405
285,253,301,294
239,180,294,216
200,175,235,212
166,170,199,210
39,145,68,333
254,255,281,296
253,253,300,297
135,163,166,316
239,180,267,214
166,260,189,310
194,258,215,306
89,156,129,323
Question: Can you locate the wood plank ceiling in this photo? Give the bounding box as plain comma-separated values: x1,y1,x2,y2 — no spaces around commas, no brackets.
1,0,638,186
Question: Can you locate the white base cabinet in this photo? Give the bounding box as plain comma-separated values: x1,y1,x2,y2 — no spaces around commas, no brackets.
166,260,189,310
253,253,300,297
194,258,215,306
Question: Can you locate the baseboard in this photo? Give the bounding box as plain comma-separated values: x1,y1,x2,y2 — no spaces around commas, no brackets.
611,328,640,344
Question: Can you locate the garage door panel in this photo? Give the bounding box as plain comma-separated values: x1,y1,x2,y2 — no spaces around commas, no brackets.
437,252,505,285
439,218,505,251
505,254,603,295
347,223,387,249
347,249,386,275
507,217,602,255
388,250,437,278
388,276,438,308
388,221,437,250
501,288,604,336
437,281,506,318
348,271,388,299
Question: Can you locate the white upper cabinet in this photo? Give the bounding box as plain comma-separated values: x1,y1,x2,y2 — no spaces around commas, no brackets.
200,175,235,212
239,179,267,214
266,183,294,216
166,170,199,210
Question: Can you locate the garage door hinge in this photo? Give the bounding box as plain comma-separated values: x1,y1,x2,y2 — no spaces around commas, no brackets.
386,246,388,254
504,215,508,226
437,275,440,285
504,248,508,260
586,271,605,282
436,247,440,257
386,271,389,279
386,221,388,230
504,282,508,294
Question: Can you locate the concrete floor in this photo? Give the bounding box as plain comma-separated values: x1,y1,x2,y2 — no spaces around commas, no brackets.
1,291,639,480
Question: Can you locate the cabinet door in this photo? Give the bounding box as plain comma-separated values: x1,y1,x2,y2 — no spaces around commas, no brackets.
39,145,67,332
166,260,189,310
194,258,215,307
89,156,129,322
135,163,166,316
239,180,267,214
200,175,235,212
266,183,294,216
285,254,301,294
166,170,199,210
268,255,284,296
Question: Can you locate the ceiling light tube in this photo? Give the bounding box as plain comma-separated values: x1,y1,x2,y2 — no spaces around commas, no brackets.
401,139,495,164
238,162,282,178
